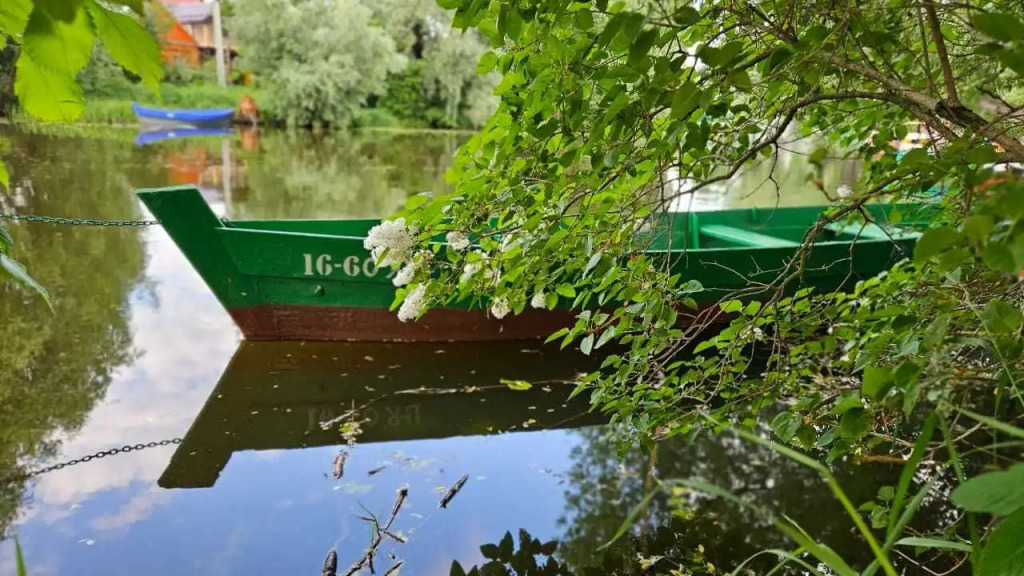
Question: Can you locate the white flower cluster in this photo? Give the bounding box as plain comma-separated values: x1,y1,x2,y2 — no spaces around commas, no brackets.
837,184,854,198
490,297,510,319
446,230,470,251
531,291,546,309
364,218,417,268
398,284,427,322
392,250,432,287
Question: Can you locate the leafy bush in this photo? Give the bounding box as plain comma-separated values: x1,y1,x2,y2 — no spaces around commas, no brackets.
229,0,405,128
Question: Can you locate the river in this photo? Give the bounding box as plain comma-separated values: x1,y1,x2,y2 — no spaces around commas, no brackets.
0,125,948,575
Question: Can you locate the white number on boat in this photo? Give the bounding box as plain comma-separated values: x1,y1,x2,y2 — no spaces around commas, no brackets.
303,253,382,278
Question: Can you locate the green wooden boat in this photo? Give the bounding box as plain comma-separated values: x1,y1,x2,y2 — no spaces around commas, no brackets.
137,185,928,342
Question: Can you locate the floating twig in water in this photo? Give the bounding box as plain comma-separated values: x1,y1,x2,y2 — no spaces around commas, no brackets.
439,474,469,509
335,450,350,478
342,487,409,576
367,465,387,476
383,561,404,575
323,548,338,576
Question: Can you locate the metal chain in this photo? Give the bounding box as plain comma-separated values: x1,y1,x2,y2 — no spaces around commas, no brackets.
0,438,182,485
0,213,159,227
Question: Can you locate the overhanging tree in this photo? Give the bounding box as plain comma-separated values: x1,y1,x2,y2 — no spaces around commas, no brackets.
385,0,1024,568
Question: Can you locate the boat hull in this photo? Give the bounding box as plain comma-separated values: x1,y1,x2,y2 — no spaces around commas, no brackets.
133,102,235,128
228,304,579,341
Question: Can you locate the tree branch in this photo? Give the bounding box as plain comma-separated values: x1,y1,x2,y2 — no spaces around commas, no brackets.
822,53,1024,161
923,0,960,106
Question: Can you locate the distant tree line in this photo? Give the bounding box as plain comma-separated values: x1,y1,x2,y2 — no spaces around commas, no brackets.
227,0,497,129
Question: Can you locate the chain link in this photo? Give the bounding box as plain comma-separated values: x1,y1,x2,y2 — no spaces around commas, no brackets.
0,438,182,485
0,213,159,227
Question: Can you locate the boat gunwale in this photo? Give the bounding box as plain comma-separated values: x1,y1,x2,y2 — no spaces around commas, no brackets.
218,221,922,255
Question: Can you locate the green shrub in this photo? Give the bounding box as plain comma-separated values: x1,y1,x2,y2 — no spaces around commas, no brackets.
352,108,401,128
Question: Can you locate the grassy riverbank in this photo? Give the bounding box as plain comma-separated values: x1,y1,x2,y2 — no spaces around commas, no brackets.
13,82,439,130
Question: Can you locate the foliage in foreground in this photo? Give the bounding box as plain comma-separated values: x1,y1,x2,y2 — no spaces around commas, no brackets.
373,0,1024,572
0,0,162,301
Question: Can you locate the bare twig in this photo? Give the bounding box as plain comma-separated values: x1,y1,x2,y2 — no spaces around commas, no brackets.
923,0,960,106
342,487,409,576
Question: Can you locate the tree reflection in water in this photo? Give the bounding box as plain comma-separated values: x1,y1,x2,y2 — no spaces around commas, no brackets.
455,424,965,575
0,130,145,537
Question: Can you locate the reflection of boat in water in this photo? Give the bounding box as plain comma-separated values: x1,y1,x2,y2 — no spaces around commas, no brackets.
158,341,605,489
135,127,234,147
133,102,235,129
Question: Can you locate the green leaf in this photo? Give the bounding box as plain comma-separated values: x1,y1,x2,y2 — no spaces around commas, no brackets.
86,0,164,93
437,0,462,8
894,537,972,553
720,299,743,313
913,226,960,263
967,145,999,165
595,326,617,349
13,52,85,121
950,465,1024,515
839,408,872,440
972,12,1024,43
0,159,8,190
877,486,895,501
498,531,514,561
771,412,802,442
0,0,32,37
978,508,1024,576
983,242,1018,274
672,6,699,26
15,536,27,576
22,5,94,75
35,0,85,22
583,251,603,276
476,51,498,74
628,29,656,67
0,223,12,251
555,284,576,298
726,69,752,90
450,560,468,576
923,313,951,349
833,396,863,415
1,253,51,307
502,379,532,391
505,7,522,41
544,292,558,310
964,214,994,244
480,543,500,559
899,147,929,168
598,484,660,550
580,334,594,355
670,80,698,119
982,299,1023,334
862,366,893,400
619,12,643,42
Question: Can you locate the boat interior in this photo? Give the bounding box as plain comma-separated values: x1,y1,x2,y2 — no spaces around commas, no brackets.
222,203,931,252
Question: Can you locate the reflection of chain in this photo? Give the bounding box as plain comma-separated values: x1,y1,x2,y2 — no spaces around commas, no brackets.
0,439,182,484
0,213,159,227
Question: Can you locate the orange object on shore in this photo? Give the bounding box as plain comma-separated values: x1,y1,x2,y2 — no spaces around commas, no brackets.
239,95,259,125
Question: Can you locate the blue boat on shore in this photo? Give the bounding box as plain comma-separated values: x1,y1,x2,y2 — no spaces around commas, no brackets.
132,102,235,128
